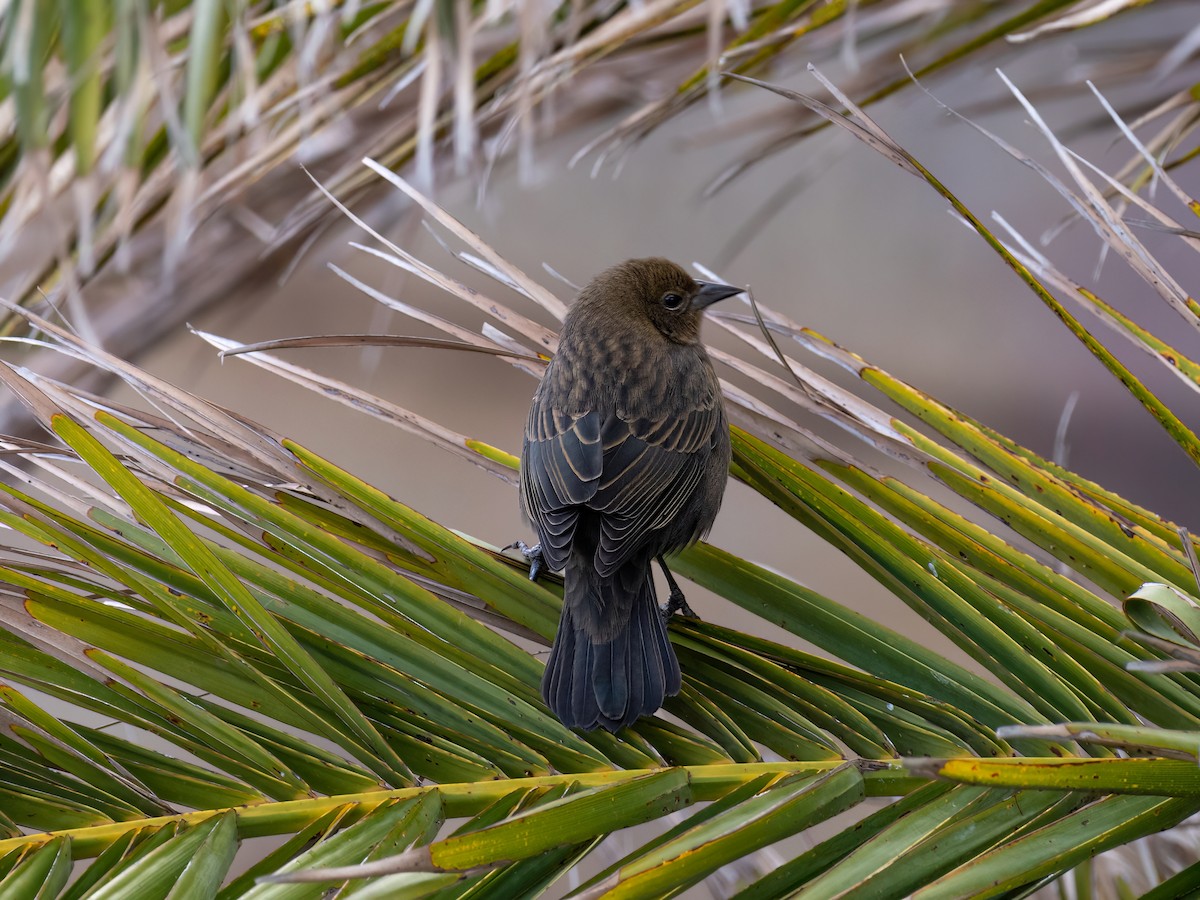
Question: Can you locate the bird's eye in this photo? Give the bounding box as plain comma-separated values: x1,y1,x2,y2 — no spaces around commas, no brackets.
662,292,686,310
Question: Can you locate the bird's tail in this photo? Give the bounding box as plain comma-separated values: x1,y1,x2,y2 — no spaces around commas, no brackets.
541,562,682,732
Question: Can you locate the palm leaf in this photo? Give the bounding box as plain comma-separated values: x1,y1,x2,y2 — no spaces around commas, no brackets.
1,3,1199,896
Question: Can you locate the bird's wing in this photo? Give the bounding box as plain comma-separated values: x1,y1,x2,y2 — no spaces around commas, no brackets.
521,400,604,571
523,383,723,577
589,404,721,576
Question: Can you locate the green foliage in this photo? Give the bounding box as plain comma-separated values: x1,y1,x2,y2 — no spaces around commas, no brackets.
0,0,1199,897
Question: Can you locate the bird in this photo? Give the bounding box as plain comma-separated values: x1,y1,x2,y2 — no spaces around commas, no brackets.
518,257,741,732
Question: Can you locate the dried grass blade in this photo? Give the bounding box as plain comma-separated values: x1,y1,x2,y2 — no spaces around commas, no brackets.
220,334,545,364
995,70,1197,324
360,158,569,320
192,330,519,484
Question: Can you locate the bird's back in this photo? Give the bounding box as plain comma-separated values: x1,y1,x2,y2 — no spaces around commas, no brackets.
522,304,727,560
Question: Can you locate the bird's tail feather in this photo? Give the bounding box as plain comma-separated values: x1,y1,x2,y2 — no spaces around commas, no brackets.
542,565,681,732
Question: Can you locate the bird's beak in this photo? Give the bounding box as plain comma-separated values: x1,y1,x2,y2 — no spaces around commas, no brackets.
691,280,744,311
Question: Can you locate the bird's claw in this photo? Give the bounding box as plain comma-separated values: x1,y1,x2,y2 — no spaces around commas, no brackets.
661,587,699,621
505,541,545,582
656,555,699,621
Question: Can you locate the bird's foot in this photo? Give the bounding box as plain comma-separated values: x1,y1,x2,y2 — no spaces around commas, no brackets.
661,586,700,621
505,541,545,582
656,555,700,621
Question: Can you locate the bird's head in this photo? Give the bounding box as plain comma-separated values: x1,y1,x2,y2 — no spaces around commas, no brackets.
577,258,743,345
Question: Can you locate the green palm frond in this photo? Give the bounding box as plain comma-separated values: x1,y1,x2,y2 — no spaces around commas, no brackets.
2,1,1200,896
1,63,1200,889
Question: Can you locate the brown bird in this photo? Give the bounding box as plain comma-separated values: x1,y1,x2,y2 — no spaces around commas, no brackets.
519,258,741,731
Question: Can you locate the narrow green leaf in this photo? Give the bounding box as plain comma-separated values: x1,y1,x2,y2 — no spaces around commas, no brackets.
151,436,543,694
0,732,140,821
89,413,599,768
1140,857,1200,900
963,412,1186,549
89,812,236,900
58,0,106,173
285,440,559,637
834,690,973,758
430,770,694,870
676,648,842,760
82,509,567,776
365,707,528,785
917,796,1200,898
249,797,442,898
216,806,355,900
348,873,463,899
73,410,412,784
0,501,342,791
679,626,896,757
665,685,761,764
79,722,294,808
453,839,601,900
800,789,1065,897
931,460,1163,600
7,726,149,820
673,540,1028,736
848,377,1195,590
0,783,114,830
192,702,383,795
0,847,26,882
926,756,1200,795
695,622,1009,757
87,648,305,795
181,0,226,162
976,574,1200,726
733,781,960,898
791,784,990,898
732,429,1082,724
19,592,347,797
0,806,18,841
165,810,238,898
0,684,165,816
60,828,141,900
634,717,734,767
0,835,71,898
76,824,182,897
827,464,1127,635
598,766,863,899
687,681,840,763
